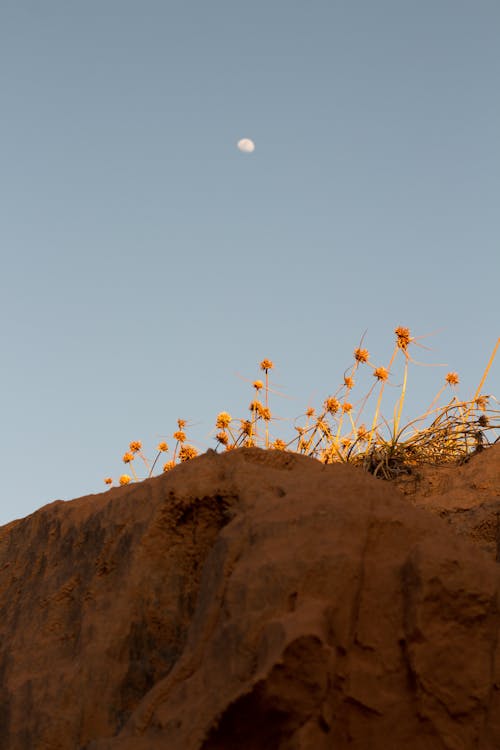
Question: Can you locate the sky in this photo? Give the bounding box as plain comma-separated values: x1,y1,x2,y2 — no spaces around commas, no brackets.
1,0,499,525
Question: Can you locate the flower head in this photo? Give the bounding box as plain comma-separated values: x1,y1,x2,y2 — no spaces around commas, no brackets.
119,474,131,485
373,367,389,381
216,430,229,446
446,372,459,386
342,402,353,413
357,425,368,441
240,419,253,436
344,376,355,389
215,411,232,429
475,395,488,411
253,380,263,391
260,359,274,371
395,326,412,350
162,460,176,472
272,439,287,450
129,440,142,453
122,452,134,464
173,430,186,443
177,418,187,429
324,397,340,414
104,477,113,485
157,441,169,452
354,348,369,363
306,407,315,418
179,444,198,462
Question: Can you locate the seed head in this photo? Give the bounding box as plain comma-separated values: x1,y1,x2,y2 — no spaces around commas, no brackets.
395,326,412,350
260,359,274,371
445,372,459,386
119,474,131,485
157,441,169,452
129,440,142,453
179,444,198,462
240,419,253,436
216,430,229,446
272,439,287,450
122,452,134,463
354,348,369,363
215,411,232,429
324,397,340,414
373,367,389,381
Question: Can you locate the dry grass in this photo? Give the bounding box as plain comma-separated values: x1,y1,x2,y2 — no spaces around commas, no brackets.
105,329,499,486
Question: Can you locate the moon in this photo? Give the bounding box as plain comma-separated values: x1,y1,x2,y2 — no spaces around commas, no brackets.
237,138,255,153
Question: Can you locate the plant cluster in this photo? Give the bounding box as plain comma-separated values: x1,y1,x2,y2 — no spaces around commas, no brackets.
105,329,499,486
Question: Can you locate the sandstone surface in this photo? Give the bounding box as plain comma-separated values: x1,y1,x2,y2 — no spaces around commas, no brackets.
0,446,499,749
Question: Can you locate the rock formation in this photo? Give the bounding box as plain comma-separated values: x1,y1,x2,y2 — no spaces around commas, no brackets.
0,446,499,749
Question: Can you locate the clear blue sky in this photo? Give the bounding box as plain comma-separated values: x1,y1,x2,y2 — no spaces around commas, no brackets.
1,0,499,525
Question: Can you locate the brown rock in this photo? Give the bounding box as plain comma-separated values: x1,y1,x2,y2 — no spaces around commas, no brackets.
1,447,500,749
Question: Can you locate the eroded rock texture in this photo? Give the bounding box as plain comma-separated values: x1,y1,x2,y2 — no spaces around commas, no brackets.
1,447,500,750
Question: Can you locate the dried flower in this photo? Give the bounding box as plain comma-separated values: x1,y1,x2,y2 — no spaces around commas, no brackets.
240,420,253,436
177,418,187,429
306,407,315,418
119,474,131,485
341,437,351,449
216,430,229,446
344,376,355,389
445,372,459,386
478,414,489,427
475,395,488,411
342,402,353,413
272,439,287,450
129,440,142,453
179,444,198,462
395,326,411,350
104,477,113,485
157,441,169,452
173,430,186,442
253,380,263,391
260,359,274,371
354,348,369,363
249,400,262,413
324,397,340,414
357,425,368,441
260,406,272,421
215,411,232,429
373,367,389,381
122,452,134,464
163,461,176,472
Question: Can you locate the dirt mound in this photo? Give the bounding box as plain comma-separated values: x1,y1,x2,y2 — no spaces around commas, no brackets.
1,447,500,749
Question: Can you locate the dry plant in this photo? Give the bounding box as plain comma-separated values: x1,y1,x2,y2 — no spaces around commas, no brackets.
104,331,499,486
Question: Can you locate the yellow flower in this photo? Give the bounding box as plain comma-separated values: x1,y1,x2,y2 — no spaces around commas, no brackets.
260,359,274,371
306,407,315,418
357,425,368,441
395,326,411,350
104,477,113,485
344,376,355,389
179,445,198,462
354,348,369,363
119,474,131,485
373,367,389,381
260,406,272,421
240,419,253,435
177,418,187,429
253,380,263,391
272,439,287,450
475,395,488,411
215,411,232,429
173,430,186,442
341,437,351,449
342,402,353,413
446,372,459,386
157,441,169,452
129,440,142,453
122,452,134,463
324,397,340,414
249,400,262,412
162,461,176,472
216,430,229,446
